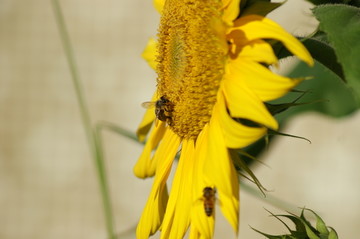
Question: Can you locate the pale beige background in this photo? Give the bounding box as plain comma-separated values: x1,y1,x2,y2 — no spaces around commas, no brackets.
0,0,359,239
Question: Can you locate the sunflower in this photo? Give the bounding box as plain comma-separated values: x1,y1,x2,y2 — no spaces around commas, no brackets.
134,0,313,238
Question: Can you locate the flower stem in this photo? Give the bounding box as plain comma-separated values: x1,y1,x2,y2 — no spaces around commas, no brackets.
51,1,116,238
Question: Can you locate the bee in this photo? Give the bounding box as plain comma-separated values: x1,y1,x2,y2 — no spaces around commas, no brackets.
203,187,216,217
142,96,173,123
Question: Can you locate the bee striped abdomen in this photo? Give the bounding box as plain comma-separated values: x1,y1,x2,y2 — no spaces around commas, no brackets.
203,187,216,217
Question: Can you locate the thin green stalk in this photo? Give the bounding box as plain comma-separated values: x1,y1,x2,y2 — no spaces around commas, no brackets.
96,121,138,143
51,1,116,238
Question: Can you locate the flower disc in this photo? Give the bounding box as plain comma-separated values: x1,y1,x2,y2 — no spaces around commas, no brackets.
157,0,228,139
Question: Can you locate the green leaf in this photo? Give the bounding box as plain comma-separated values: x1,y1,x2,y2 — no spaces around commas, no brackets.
275,61,360,121
350,0,360,7
311,31,329,43
274,38,345,82
305,0,349,6
305,0,360,6
313,4,360,101
303,38,345,82
240,0,282,17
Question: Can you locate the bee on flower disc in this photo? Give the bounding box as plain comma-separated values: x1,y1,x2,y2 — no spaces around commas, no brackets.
142,96,173,124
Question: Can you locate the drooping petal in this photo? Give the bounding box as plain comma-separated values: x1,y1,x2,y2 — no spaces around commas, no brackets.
229,15,314,66
222,72,278,130
228,59,302,102
141,37,158,70
136,183,168,239
204,110,239,234
136,130,181,239
133,121,166,178
160,140,196,239
216,93,267,149
152,129,181,191
191,124,215,239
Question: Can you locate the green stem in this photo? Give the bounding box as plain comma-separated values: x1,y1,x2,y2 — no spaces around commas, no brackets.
51,1,116,238
96,121,139,143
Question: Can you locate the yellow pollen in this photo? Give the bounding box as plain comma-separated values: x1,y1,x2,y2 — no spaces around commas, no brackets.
157,0,227,139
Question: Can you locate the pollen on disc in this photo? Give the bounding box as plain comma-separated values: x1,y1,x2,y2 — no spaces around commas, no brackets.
156,0,227,139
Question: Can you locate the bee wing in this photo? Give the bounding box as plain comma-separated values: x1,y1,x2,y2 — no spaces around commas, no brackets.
141,101,156,109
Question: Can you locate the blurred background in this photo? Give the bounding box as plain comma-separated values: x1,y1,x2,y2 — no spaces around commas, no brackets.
0,0,359,238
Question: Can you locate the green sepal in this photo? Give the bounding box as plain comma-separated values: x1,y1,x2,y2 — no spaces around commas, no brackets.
299,214,320,239
265,90,325,116
239,136,269,166
304,208,329,235
276,214,307,235
251,226,290,239
229,149,267,195
313,4,360,101
253,208,339,239
240,0,283,17
267,129,311,144
328,228,339,239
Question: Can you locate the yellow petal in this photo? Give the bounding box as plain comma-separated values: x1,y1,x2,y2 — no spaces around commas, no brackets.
141,37,158,70
222,72,278,130
153,0,165,14
133,122,166,178
204,112,239,234
230,15,314,66
136,183,168,239
189,227,200,239
233,39,278,65
152,130,181,190
191,124,215,239
136,130,181,239
216,92,267,148
191,198,215,239
218,194,239,235
228,59,302,102
160,140,195,239
222,0,241,26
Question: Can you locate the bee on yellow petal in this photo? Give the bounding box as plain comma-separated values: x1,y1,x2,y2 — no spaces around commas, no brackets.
203,187,216,217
